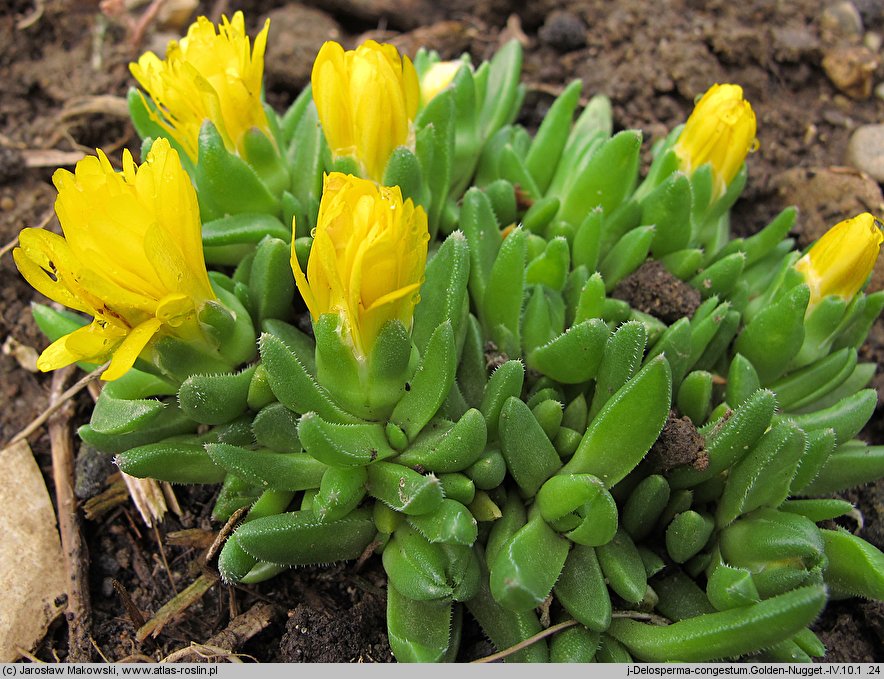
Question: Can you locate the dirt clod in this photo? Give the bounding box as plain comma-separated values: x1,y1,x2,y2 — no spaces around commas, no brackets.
484,341,509,372
821,45,880,99
538,10,586,52
612,260,703,325
651,411,707,472
261,5,342,107
74,444,115,501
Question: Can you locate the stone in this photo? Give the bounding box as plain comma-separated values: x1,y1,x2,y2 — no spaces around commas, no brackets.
820,1,864,43
262,4,342,96
847,124,884,183
155,0,198,32
822,45,880,98
772,25,820,62
538,10,587,53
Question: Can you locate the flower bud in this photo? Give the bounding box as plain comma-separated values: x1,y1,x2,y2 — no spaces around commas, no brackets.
673,83,757,196
311,40,420,182
291,172,429,359
794,212,883,308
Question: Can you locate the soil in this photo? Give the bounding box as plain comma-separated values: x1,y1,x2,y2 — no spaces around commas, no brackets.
2,0,883,664
612,260,702,325
649,411,709,472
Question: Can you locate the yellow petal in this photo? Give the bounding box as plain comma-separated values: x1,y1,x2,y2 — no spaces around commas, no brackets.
37,322,124,372
290,229,320,321
102,318,164,381
14,229,94,315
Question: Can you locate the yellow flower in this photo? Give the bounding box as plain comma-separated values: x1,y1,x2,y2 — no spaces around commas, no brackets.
311,40,420,182
794,212,883,308
291,172,429,358
13,139,216,381
673,83,758,195
130,11,270,163
420,59,464,106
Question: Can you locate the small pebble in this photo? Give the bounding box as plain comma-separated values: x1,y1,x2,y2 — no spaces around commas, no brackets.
538,10,587,53
1,195,14,211
847,124,884,182
820,1,864,41
822,45,879,98
875,82,884,101
865,31,882,52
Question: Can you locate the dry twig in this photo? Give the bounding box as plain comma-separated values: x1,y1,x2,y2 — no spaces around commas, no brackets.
115,654,156,664
165,528,216,550
49,366,93,662
15,0,45,30
23,149,87,168
205,505,249,565
7,362,107,447
130,0,169,49
470,619,579,663
82,478,129,520
161,644,250,663
161,601,280,662
59,95,130,121
469,608,671,663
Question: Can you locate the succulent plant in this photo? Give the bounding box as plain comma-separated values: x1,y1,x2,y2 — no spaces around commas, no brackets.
16,11,884,663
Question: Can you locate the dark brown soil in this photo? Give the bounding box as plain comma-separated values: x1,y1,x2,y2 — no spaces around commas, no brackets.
650,411,709,472
2,0,883,664
613,260,703,325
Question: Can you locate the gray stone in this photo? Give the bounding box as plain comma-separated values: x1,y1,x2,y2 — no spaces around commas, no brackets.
847,124,884,183
821,1,864,43
262,4,342,95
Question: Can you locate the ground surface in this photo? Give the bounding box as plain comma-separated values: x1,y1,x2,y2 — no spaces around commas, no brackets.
1,0,883,664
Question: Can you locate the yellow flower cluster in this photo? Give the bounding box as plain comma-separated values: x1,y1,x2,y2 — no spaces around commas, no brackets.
291,172,429,358
14,140,216,381
130,11,270,162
